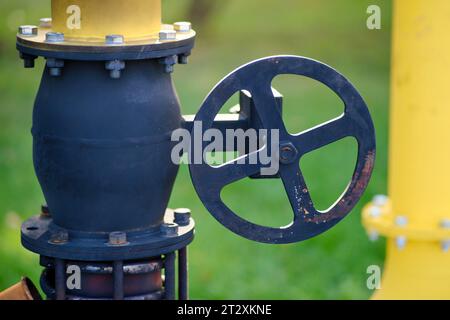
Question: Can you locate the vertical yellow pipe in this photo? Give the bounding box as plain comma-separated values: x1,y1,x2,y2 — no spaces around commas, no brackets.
364,0,450,299
51,0,162,41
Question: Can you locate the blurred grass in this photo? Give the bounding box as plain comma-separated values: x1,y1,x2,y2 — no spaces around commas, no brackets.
0,0,390,299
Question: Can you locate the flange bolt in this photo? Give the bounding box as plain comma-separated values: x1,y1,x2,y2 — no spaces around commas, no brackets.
160,223,179,237
174,208,191,226
441,219,450,252
105,60,126,79
105,34,124,45
45,32,65,43
50,230,69,244
108,232,128,246
18,25,38,37
173,22,192,33
39,18,52,28
159,30,177,41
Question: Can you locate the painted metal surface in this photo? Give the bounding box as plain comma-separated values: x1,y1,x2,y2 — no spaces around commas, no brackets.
363,0,450,299
190,56,376,244
51,0,162,41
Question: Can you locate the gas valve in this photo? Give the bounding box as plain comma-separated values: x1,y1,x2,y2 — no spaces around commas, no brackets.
8,0,376,300
189,56,376,244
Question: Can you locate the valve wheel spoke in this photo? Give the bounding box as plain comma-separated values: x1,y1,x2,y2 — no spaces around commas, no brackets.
279,163,315,221
292,115,353,156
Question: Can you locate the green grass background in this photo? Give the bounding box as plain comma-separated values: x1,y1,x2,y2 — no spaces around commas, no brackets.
0,0,390,299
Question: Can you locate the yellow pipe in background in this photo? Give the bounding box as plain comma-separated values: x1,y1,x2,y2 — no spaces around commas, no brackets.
363,0,450,299
51,0,162,41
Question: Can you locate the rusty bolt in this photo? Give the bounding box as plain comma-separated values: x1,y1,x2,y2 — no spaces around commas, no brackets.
160,223,179,237
109,232,128,246
105,34,124,45
159,30,177,41
40,18,52,28
173,22,192,32
50,230,69,244
279,142,298,165
174,208,191,226
45,32,65,43
18,25,38,37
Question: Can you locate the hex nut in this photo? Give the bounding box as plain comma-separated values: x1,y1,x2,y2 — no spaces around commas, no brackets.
159,30,177,41
109,232,128,245
105,34,124,45
40,18,52,28
45,32,65,43
279,142,299,165
160,223,179,237
50,231,69,244
373,194,388,206
173,22,192,32
174,208,191,226
18,25,38,37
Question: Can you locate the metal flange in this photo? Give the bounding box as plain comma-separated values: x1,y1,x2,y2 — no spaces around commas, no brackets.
21,209,195,261
17,23,195,61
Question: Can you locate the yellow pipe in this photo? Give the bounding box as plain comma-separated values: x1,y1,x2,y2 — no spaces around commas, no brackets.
51,0,162,41
363,0,450,299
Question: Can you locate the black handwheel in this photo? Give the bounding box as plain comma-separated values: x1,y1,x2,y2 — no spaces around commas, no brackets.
189,56,376,244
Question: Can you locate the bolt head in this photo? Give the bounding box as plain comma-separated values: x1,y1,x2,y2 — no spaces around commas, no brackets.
109,232,128,246
160,223,179,237
373,194,388,206
279,142,299,165
369,206,382,218
174,22,192,32
368,230,379,242
40,18,52,28
396,236,407,250
174,208,191,226
105,34,124,45
395,216,408,227
442,240,450,252
159,30,177,41
50,231,69,244
441,219,450,229
45,32,65,43
18,25,38,37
